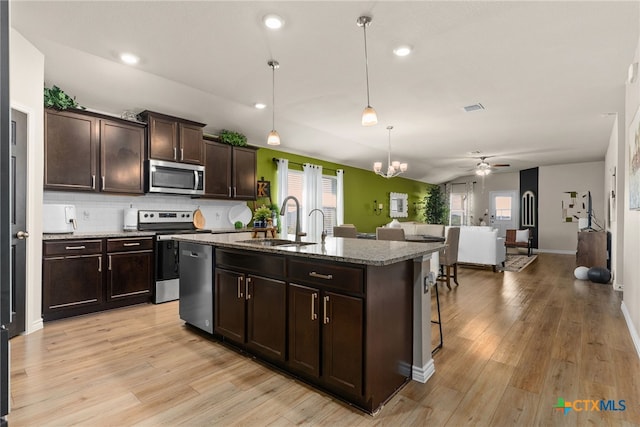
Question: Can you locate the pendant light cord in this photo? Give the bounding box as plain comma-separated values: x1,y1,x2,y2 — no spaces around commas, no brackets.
363,23,371,107
271,63,276,130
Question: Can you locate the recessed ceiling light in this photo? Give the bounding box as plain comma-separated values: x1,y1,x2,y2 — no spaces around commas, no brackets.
263,14,284,29
254,103,267,110
393,45,412,57
120,53,139,65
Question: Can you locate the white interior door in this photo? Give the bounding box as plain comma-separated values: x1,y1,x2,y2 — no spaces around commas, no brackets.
490,190,519,237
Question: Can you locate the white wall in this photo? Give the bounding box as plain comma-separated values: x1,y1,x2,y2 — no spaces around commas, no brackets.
623,36,640,358
605,117,625,289
538,161,605,253
10,29,44,334
471,172,519,225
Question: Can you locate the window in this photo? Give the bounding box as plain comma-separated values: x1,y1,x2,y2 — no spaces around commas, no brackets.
494,196,512,220
449,192,465,226
284,170,338,236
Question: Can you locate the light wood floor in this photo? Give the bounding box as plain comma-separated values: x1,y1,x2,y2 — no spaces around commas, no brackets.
8,254,640,426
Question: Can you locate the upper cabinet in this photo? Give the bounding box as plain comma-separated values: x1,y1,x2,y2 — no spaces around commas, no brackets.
139,110,205,165
203,137,257,200
44,108,145,194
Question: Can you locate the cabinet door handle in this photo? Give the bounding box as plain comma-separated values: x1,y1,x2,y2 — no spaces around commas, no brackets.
108,255,112,271
311,292,318,320
65,245,86,250
173,147,177,160
237,276,244,299
123,242,140,247
309,271,333,280
233,187,237,197
102,176,106,191
98,257,102,272
228,187,232,197
323,295,330,324
91,175,96,189
246,277,251,300
181,148,184,161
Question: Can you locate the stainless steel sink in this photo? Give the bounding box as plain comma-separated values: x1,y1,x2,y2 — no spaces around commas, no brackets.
238,239,315,247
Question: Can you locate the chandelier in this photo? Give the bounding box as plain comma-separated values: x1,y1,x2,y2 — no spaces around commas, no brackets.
373,126,407,178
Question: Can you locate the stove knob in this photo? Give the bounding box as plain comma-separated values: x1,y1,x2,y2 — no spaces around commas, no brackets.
150,213,154,218
144,213,148,218
186,213,190,218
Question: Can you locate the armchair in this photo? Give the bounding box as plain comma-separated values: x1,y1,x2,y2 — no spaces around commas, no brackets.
505,229,533,256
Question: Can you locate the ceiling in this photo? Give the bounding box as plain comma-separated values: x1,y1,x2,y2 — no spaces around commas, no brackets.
10,1,640,184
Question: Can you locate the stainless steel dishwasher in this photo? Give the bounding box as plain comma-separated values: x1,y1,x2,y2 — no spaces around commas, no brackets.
179,242,213,333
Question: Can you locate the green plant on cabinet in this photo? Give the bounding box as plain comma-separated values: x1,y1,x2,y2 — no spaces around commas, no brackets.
44,85,85,110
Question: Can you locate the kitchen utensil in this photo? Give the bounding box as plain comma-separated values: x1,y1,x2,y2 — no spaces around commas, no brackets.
193,208,206,229
228,204,252,227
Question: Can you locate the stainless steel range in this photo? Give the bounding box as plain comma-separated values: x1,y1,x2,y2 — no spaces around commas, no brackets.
137,209,210,303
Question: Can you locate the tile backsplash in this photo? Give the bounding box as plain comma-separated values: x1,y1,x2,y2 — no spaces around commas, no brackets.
44,191,251,232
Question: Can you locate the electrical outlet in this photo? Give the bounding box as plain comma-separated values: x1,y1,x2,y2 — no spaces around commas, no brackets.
83,210,90,220
614,283,624,291
215,212,220,220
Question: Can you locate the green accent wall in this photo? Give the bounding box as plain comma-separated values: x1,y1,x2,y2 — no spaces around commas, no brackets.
254,147,434,233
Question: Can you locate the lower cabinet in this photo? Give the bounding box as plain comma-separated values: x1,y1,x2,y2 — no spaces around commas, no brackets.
288,284,363,398
215,257,286,362
43,237,153,321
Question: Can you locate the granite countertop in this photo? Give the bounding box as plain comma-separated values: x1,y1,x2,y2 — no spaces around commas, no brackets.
42,227,252,240
173,233,444,266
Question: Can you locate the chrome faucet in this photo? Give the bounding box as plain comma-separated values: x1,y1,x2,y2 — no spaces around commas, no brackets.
309,208,327,244
280,196,306,242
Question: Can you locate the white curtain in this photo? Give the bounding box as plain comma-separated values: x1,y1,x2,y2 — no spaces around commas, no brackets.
466,181,474,226
444,183,452,225
303,163,323,241
276,158,289,237
336,169,344,226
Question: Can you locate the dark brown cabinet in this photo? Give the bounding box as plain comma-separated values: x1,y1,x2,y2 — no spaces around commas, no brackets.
44,109,98,191
43,237,153,321
288,284,363,397
42,239,104,321
106,237,153,302
203,138,257,200
215,250,286,362
44,108,145,194
140,110,205,165
577,231,609,268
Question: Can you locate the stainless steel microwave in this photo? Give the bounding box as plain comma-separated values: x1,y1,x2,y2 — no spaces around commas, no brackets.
147,159,205,195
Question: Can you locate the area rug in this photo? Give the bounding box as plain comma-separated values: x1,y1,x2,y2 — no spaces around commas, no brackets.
502,254,538,272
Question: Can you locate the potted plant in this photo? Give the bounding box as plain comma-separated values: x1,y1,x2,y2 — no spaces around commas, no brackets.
253,205,272,228
218,129,247,147
44,85,85,110
424,185,448,224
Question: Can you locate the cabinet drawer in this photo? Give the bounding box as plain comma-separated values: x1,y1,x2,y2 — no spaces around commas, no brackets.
288,259,364,294
107,237,154,253
44,240,103,257
216,249,285,278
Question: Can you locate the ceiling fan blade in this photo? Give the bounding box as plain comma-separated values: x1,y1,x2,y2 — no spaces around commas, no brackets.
492,164,510,167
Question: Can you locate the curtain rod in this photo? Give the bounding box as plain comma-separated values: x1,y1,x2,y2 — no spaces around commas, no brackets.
272,157,342,173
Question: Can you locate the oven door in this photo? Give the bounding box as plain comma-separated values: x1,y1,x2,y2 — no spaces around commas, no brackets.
155,237,180,303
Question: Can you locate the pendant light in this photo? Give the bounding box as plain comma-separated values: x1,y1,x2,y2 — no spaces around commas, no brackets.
267,60,281,145
373,126,407,178
357,16,378,126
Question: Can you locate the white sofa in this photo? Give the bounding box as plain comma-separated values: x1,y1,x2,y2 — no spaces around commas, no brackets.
454,226,506,271
397,221,445,237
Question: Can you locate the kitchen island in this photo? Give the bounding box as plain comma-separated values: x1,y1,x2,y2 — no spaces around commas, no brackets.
173,233,443,414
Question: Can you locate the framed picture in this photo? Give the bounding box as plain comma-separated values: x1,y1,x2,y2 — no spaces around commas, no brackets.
257,180,271,198
629,106,640,210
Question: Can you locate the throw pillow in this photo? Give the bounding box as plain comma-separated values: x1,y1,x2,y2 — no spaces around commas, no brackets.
515,229,529,243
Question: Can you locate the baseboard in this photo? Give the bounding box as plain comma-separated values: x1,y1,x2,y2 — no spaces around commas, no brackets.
535,249,576,255
621,301,640,360
27,318,44,335
412,358,435,383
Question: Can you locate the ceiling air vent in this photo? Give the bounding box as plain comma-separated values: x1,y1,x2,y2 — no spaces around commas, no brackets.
463,103,485,112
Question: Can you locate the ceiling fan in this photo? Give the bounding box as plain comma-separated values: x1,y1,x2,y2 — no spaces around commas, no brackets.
473,156,510,176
